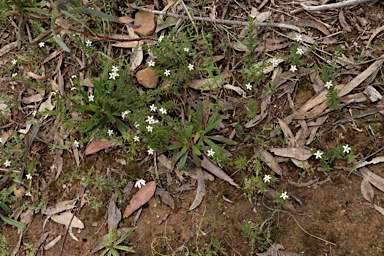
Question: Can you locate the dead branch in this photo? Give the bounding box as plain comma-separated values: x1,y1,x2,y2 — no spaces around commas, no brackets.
130,5,300,32
297,0,375,13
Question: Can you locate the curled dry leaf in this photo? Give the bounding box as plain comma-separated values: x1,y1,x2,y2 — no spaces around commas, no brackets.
361,178,374,203
223,84,246,97
269,147,312,161
51,212,84,229
356,156,384,169
44,235,62,250
42,199,77,215
188,168,206,211
117,16,134,24
85,139,119,155
360,167,384,193
201,156,240,189
155,187,175,209
123,181,156,218
108,193,121,231
254,148,282,176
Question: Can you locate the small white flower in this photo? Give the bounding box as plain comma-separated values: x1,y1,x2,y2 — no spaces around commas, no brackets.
188,63,194,71
71,87,76,91
146,125,153,133
25,192,32,197
184,47,189,52
134,122,140,128
207,148,215,157
158,35,164,42
294,34,302,42
0,138,2,143
280,191,289,200
314,150,323,159
4,160,11,167
245,83,252,90
108,129,114,136
147,60,155,67
343,144,351,154
122,110,131,119
11,59,17,65
109,72,119,80
324,81,333,89
164,69,171,76
148,148,154,155
39,42,45,47
135,179,146,188
12,73,17,78
146,116,155,124
32,110,37,117
74,140,79,148
112,66,119,73
26,173,32,180
88,94,94,102
290,65,297,72
263,174,272,183
159,108,167,115
296,48,304,56
149,104,157,112
85,40,92,46
71,75,77,79
270,58,279,67
133,136,140,142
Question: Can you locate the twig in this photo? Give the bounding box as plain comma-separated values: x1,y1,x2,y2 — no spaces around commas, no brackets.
180,0,199,34
130,5,300,32
300,0,374,12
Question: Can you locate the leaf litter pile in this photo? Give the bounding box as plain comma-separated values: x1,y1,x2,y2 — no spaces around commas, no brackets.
1,0,384,255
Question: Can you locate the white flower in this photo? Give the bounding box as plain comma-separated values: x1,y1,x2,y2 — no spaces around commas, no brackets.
146,116,155,124
296,48,304,56
4,160,11,167
207,148,215,157
164,69,171,76
108,129,114,136
324,81,333,89
159,108,167,115
147,148,154,155
134,122,140,128
39,42,45,47
135,179,146,188
184,47,189,52
314,150,323,159
343,144,351,154
32,110,37,117
146,125,153,133
290,65,297,72
280,191,289,200
263,174,272,183
85,40,92,46
0,138,2,143
122,110,131,119
147,60,155,67
188,63,194,71
25,192,32,197
149,104,157,112
89,94,94,102
109,72,119,80
71,87,77,91
11,59,17,65
71,75,77,79
270,58,279,67
74,140,79,148
26,173,32,180
158,35,164,42
294,34,302,42
245,83,252,90
11,73,17,78
112,66,119,73
133,136,140,142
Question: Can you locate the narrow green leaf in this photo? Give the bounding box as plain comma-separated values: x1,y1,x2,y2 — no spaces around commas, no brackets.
115,120,129,135
115,228,135,245
51,16,70,52
167,143,183,150
176,152,189,170
207,135,237,145
0,214,26,229
205,112,222,133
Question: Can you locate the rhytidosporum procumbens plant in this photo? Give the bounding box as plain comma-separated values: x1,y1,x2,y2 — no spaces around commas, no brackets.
168,101,236,170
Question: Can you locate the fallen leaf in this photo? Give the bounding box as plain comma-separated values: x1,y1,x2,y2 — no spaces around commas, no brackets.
189,71,229,90
254,148,283,176
32,232,51,254
51,212,84,229
339,10,351,32
117,16,134,24
269,147,312,161
44,235,62,250
155,187,175,209
264,187,297,214
356,156,384,169
108,193,121,231
85,139,119,155
123,181,156,218
42,199,77,215
201,156,240,189
188,168,206,211
13,186,25,198
361,178,374,203
360,167,384,193
278,118,298,147
112,41,141,48
223,84,246,97
0,41,17,57
366,25,384,49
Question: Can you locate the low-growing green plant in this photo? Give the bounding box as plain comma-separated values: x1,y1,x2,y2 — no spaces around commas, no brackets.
100,228,135,256
242,220,272,254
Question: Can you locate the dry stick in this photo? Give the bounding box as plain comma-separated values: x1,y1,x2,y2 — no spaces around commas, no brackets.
301,0,375,11
130,5,300,32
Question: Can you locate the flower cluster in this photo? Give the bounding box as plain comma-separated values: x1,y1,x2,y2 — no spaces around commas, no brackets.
109,66,119,80
145,104,167,134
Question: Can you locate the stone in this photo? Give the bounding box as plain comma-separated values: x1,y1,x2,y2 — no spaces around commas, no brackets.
133,6,156,36
136,67,159,88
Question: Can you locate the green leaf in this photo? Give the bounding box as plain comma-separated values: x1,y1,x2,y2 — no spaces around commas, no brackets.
174,146,188,162
51,15,70,52
73,104,99,112
115,120,129,135
207,135,237,145
176,152,189,170
191,145,201,156
0,202,12,215
205,112,222,134
114,245,135,252
116,228,135,245
0,214,26,229
167,143,183,150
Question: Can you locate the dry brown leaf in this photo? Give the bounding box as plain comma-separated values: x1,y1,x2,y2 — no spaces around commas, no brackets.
294,19,330,35
339,10,351,32
44,235,62,250
245,94,271,128
189,71,229,90
356,156,384,169
155,187,175,209
123,181,156,218
22,88,45,104
361,178,374,203
20,209,33,226
13,186,25,198
255,148,283,176
366,25,384,49
108,193,121,231
278,119,298,147
188,168,206,211
157,154,174,170
27,72,50,81
85,139,119,155
32,232,50,253
38,92,55,117
51,212,84,229
53,155,63,180
201,156,240,189
360,167,384,193
269,148,312,161
254,58,284,74
42,199,77,215
264,187,297,214
117,16,134,24
287,32,315,44
223,84,246,97
0,42,17,57
112,41,141,48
